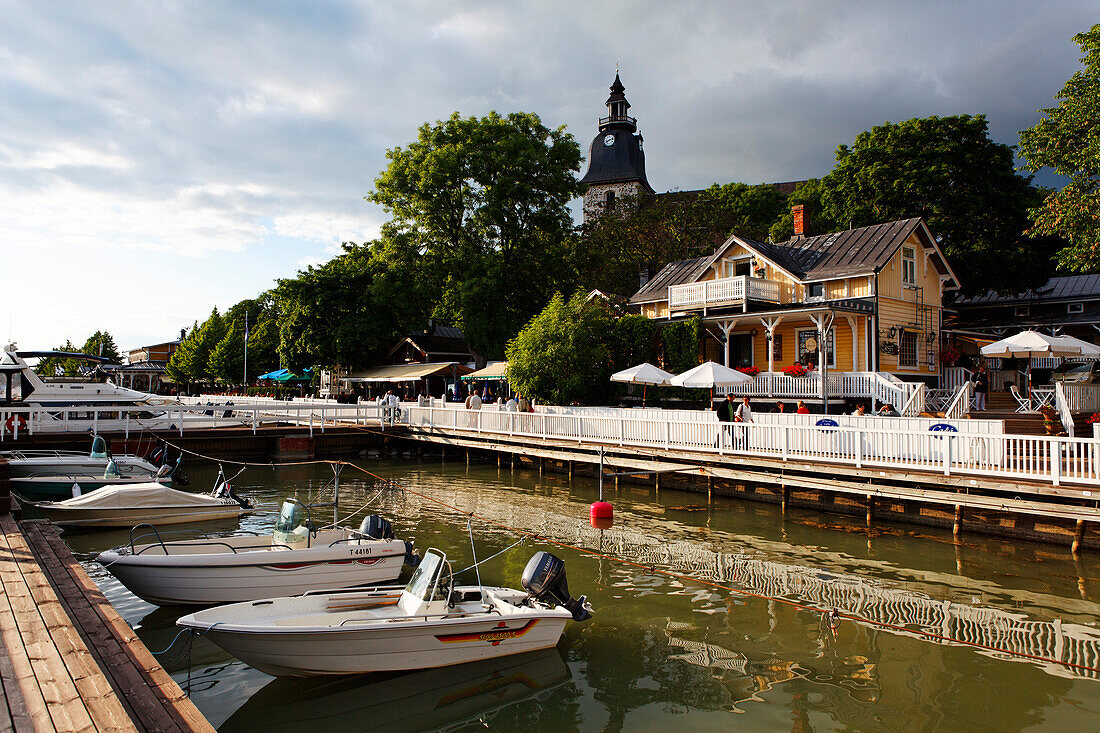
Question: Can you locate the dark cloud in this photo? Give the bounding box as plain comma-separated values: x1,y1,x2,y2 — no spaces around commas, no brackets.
0,0,1092,347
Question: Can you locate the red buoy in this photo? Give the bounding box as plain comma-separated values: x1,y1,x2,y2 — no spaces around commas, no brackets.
590,501,614,529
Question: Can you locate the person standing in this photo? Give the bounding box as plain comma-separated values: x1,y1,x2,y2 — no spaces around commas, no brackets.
734,396,753,423
973,364,989,411
715,393,736,448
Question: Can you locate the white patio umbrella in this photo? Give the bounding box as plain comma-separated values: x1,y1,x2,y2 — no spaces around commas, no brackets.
670,361,753,402
610,363,675,406
980,330,1087,396
1052,334,1100,358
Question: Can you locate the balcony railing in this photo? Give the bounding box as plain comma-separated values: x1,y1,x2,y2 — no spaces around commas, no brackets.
668,276,782,310
599,114,636,127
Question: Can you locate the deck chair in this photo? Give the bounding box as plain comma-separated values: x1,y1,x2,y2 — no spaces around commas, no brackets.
1009,384,1032,413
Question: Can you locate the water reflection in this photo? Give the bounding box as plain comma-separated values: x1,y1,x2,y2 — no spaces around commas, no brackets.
67,460,1100,732
221,649,571,733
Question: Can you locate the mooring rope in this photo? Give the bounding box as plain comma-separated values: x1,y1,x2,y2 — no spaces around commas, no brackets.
124,419,1100,676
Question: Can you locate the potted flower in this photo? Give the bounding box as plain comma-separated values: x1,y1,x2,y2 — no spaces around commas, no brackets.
1038,405,1063,436
736,366,760,377
782,364,807,378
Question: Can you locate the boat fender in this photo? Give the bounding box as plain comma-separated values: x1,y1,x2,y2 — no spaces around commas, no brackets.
521,552,593,622
359,515,395,540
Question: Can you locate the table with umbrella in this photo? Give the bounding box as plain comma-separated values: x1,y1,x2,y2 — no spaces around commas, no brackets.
609,363,675,407
979,330,1094,406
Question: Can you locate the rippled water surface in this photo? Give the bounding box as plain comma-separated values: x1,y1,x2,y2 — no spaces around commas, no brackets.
58,458,1100,732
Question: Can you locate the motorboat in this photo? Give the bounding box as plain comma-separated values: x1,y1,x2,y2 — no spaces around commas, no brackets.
12,472,172,500
220,648,570,733
0,348,248,434
34,477,253,529
0,436,162,479
176,548,592,676
98,501,414,605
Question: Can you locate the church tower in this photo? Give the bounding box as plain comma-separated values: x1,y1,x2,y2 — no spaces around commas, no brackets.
579,74,654,222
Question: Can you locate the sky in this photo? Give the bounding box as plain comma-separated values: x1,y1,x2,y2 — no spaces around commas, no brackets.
0,1,1094,353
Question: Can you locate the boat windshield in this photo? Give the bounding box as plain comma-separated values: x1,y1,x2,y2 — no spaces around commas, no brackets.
404,550,443,602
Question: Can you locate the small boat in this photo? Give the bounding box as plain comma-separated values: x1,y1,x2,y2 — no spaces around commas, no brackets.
176,548,592,677
34,478,252,529
97,501,414,606
1,437,162,479
13,472,172,500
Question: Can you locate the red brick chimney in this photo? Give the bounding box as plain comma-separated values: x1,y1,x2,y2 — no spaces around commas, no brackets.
792,204,806,239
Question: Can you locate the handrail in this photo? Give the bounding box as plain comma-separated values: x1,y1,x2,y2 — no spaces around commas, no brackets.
1055,382,1075,438
900,383,926,416
945,381,972,420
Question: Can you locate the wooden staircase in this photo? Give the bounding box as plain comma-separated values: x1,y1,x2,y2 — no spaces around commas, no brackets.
974,391,1051,436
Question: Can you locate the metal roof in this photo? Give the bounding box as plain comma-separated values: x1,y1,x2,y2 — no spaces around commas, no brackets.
629,256,712,304
343,362,471,383
750,218,928,280
952,274,1100,305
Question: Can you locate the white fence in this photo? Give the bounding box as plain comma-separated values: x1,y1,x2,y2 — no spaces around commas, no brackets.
715,371,924,414
403,406,1099,487
668,275,782,309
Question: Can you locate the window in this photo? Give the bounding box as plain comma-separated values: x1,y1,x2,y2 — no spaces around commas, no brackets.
798,329,835,368
899,330,918,368
604,190,616,211
1068,303,1084,314
901,246,916,286
808,283,825,300
1014,305,1030,317
771,333,783,361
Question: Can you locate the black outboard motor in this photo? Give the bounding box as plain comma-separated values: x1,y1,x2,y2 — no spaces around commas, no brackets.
521,551,592,622
359,515,395,540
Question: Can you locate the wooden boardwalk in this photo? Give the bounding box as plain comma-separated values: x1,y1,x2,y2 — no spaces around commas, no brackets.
0,515,214,733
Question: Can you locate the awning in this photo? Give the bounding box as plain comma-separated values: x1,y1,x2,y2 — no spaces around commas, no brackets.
341,362,472,383
461,362,509,381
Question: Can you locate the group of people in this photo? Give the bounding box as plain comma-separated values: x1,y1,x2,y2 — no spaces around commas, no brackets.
715,395,813,423
850,402,899,417
465,391,532,412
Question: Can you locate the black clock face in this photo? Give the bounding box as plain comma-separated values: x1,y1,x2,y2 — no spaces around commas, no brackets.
603,134,615,147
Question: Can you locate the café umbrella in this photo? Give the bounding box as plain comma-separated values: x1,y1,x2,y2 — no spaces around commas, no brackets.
610,363,675,406
669,361,753,402
980,330,1087,396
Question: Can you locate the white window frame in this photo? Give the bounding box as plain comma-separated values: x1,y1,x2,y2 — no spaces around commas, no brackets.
1014,305,1030,317
1067,302,1084,314
901,246,916,286
898,330,918,369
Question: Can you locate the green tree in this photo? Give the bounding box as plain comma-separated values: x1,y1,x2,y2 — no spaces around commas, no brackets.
209,321,245,383
769,179,838,241
819,115,1058,294
166,309,226,384
80,331,121,363
34,341,82,377
1019,24,1100,270
370,111,583,363
506,292,615,405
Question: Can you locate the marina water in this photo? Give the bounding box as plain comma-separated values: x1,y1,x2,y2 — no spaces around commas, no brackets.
63,459,1100,732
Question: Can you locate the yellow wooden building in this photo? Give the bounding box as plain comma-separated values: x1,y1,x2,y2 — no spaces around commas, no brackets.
629,215,959,385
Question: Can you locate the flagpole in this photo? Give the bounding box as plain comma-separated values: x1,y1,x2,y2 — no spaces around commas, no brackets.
243,312,249,388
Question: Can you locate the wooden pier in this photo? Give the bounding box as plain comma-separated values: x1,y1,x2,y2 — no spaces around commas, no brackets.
0,515,214,732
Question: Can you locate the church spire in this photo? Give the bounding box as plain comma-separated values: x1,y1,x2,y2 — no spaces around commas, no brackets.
579,73,653,221
601,73,636,132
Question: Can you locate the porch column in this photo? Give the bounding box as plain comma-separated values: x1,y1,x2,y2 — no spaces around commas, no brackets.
809,312,835,413
759,315,784,373
716,319,738,367
844,315,859,373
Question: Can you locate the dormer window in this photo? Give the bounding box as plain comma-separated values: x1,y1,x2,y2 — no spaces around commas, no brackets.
1068,303,1084,314
808,283,825,300
902,246,916,286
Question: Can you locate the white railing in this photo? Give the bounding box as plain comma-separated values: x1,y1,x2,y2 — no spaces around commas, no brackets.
403,406,1100,487
0,401,387,442
716,371,921,411
942,366,974,390
900,383,926,416
1055,383,1076,438
1059,384,1100,414
945,381,973,421
668,276,781,310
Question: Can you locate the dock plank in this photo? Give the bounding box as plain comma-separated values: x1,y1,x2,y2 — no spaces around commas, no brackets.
30,523,214,733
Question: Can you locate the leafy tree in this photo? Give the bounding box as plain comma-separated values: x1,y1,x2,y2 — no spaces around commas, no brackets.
1019,24,1100,270
370,111,583,363
769,179,838,241
659,316,702,374
166,309,226,383
211,295,282,383
209,321,246,383
819,115,1058,294
80,331,121,363
506,292,615,405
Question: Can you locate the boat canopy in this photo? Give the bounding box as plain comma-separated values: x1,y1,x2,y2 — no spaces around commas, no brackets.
49,483,228,508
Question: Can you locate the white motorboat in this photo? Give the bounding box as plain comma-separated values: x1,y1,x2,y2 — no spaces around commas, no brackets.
34,479,252,529
1,437,161,478
176,548,592,677
14,472,171,500
98,502,413,605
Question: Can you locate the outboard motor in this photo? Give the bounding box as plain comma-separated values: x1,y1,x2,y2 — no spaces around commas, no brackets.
521,551,592,622
358,515,395,540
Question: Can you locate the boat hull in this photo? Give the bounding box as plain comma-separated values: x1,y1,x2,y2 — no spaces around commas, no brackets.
13,475,169,499
183,608,569,677
2,454,159,479
99,537,407,605
36,504,248,528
